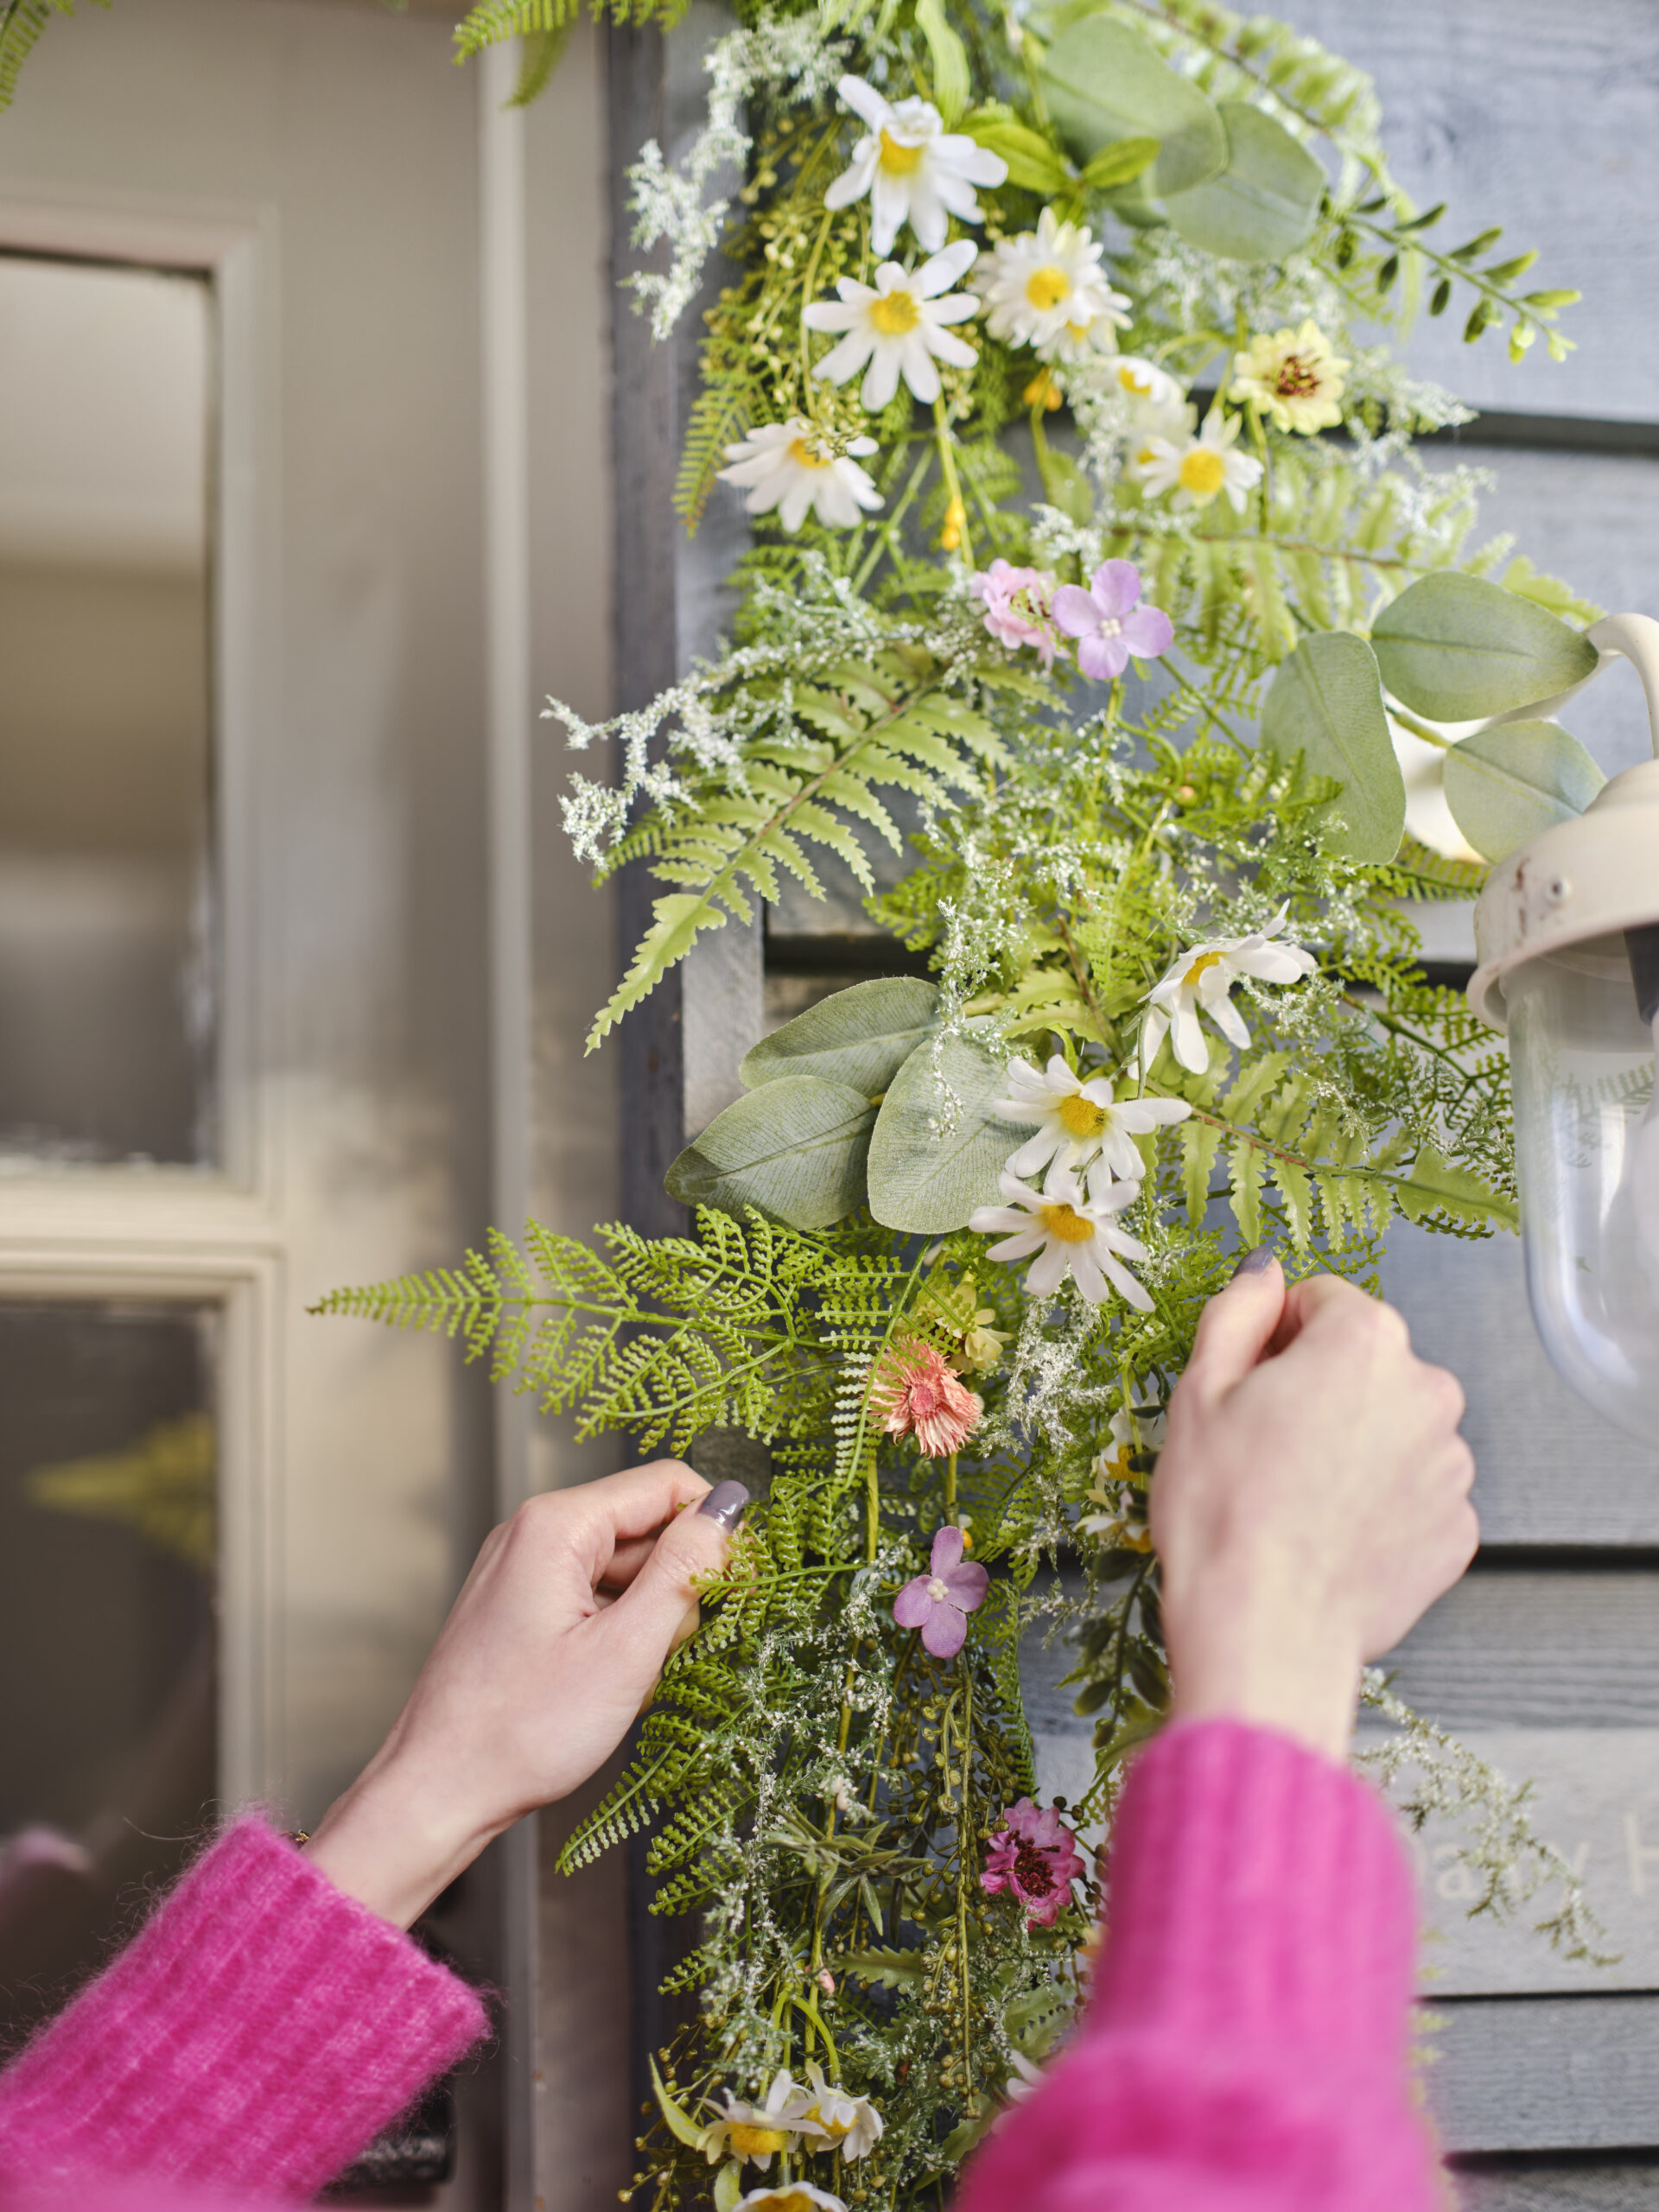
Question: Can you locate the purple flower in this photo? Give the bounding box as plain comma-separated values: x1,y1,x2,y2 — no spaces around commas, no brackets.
1052,560,1173,683
893,1525,989,1658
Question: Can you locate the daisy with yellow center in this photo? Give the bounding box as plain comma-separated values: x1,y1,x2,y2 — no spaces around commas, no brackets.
734,2188,848,2212
994,1052,1190,1189
700,2069,823,2171
984,208,1130,359
822,74,1007,257
788,2063,885,2162
1129,409,1262,513
804,240,981,412
1139,904,1319,1076
1080,1396,1166,1551
1232,318,1351,435
717,419,884,532
969,1167,1153,1308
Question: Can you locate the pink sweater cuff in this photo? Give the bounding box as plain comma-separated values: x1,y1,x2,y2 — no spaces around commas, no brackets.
1095,1718,1416,2061
0,1817,490,2196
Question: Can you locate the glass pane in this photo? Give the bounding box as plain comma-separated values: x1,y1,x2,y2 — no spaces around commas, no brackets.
0,1301,216,2037
0,256,214,1166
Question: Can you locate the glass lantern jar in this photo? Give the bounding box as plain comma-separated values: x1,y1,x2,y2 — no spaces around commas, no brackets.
1469,612,1659,1446
1503,932,1659,1446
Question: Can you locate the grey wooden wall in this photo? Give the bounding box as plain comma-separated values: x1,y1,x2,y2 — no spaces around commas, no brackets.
613,2,1659,2198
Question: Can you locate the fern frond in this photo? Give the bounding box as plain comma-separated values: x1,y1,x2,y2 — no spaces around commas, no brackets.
0,0,97,112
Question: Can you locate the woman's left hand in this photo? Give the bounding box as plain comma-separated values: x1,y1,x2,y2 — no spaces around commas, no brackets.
303,1461,747,1926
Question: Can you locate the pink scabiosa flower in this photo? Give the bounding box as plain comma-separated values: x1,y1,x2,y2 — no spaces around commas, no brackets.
981,1798,1086,1928
870,1340,983,1459
969,559,1066,668
1052,560,1173,683
893,1525,989,1658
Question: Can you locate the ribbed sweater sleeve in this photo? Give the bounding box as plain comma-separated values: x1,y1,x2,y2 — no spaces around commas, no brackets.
0,1817,489,2197
954,1719,1441,2212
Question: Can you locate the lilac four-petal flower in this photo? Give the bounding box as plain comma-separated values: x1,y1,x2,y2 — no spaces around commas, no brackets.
893,1525,990,1658
1052,559,1174,683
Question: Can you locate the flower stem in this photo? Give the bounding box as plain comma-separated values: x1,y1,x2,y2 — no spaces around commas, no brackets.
932,395,975,569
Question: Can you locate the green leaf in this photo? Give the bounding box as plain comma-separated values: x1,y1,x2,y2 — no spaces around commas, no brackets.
650,2057,707,2152
914,0,969,125
1228,1135,1265,1244
1259,630,1405,862
1179,1117,1223,1225
740,976,940,1096
666,1076,876,1229
1079,136,1160,191
1038,17,1227,200
714,2160,745,2212
1371,571,1599,721
963,108,1071,195
837,1945,928,1987
1270,1154,1314,1250
1396,1145,1518,1232
1042,444,1095,526
1442,720,1605,863
1162,100,1325,263
868,1033,1017,1233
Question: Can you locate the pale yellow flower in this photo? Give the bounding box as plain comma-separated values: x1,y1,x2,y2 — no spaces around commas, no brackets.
1231,319,1350,435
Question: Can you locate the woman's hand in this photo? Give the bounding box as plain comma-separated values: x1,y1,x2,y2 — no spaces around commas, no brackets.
303,1463,748,1926
1153,1250,1477,1762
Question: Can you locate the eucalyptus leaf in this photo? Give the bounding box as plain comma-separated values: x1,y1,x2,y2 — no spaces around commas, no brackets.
740,976,940,1096
962,110,1071,195
867,1033,1019,1233
1371,570,1599,721
1038,18,1226,200
666,1076,876,1230
1259,630,1405,861
1441,719,1605,863
1079,136,1160,192
1161,100,1325,263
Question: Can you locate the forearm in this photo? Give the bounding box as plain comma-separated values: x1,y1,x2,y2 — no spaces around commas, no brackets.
956,1720,1440,2212
0,1819,487,2196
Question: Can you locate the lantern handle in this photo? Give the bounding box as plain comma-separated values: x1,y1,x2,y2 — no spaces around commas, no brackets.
1490,611,1659,759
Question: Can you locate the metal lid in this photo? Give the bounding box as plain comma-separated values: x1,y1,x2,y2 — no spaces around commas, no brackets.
1466,613,1659,1030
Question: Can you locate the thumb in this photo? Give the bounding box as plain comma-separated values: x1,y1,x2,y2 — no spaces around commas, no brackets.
601,1480,749,1683
1183,1246,1286,1406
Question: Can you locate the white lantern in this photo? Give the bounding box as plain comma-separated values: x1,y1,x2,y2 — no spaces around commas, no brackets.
1469,613,1659,1446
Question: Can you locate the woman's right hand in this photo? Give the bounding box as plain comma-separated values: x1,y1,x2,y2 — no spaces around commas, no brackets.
1152,1249,1478,1761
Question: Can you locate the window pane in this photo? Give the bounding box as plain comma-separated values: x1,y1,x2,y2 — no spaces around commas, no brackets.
0,257,214,1166
0,1302,216,2037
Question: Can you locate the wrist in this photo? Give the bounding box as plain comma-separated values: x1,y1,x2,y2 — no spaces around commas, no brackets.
302,1749,503,1929
1163,1573,1361,1764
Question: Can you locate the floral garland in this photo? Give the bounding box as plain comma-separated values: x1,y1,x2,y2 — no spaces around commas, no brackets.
325,3,1618,2204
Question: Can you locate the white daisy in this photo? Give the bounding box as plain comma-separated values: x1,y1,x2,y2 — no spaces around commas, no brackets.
1109,354,1185,411
969,1167,1152,1309
1129,409,1262,513
717,419,883,532
994,1053,1190,1189
735,2186,849,2212
785,2063,884,2162
823,74,1007,257
700,2069,822,2170
983,209,1130,359
1139,904,1319,1076
804,240,980,412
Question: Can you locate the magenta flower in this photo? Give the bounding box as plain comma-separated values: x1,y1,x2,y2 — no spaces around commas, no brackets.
969,559,1065,669
893,1526,989,1658
981,1798,1086,1928
1052,560,1173,683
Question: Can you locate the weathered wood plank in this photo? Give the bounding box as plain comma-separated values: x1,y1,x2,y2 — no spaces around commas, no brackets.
1287,0,1659,424
1433,1994,1659,2153
1455,2154,1659,2207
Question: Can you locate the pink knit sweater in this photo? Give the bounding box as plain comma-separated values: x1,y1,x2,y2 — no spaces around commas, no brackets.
0,1722,1436,2209
0,1817,487,2202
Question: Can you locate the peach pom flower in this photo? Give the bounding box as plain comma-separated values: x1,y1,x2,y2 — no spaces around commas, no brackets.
870,1340,983,1459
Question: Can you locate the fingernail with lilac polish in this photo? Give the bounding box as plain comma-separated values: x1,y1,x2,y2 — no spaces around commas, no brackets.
1231,1243,1275,1278
696,1479,751,1530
